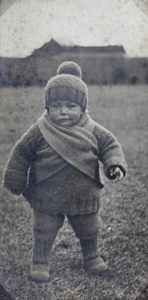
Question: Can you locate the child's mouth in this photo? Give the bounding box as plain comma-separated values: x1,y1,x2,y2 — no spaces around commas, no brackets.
59,118,70,122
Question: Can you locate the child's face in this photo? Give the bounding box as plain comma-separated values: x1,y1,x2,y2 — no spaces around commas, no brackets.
48,100,83,127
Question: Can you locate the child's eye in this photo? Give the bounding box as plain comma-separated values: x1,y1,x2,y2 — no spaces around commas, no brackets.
51,103,59,108
68,104,76,108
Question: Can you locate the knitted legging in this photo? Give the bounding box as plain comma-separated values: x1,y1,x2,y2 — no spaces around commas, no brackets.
32,210,101,264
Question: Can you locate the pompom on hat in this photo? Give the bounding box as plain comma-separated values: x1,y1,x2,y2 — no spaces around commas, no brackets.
45,61,88,111
57,61,82,77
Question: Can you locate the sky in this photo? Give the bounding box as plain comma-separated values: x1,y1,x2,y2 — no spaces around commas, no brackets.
0,0,148,58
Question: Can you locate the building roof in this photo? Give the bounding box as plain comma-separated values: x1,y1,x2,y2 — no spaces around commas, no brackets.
31,39,126,57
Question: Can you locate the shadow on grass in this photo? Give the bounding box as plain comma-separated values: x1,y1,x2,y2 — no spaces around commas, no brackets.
0,285,14,300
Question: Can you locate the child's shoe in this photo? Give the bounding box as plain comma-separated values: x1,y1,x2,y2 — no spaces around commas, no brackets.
84,256,108,274
30,237,55,282
29,263,50,282
80,238,108,274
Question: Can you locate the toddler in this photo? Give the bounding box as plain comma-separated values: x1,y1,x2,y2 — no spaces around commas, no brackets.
3,61,127,282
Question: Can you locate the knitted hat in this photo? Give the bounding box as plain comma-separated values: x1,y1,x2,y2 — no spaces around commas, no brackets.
45,61,88,111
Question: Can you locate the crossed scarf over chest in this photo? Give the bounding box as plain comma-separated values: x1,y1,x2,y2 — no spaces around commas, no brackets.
37,111,99,181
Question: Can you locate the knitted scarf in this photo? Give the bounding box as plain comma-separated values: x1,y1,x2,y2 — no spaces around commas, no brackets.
38,111,99,180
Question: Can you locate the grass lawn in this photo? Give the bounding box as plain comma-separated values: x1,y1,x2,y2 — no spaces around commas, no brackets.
0,85,148,300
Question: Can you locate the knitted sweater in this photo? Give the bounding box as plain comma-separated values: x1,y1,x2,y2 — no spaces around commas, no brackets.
3,115,127,215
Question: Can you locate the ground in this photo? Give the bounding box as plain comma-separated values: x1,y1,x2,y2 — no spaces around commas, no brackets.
0,85,147,300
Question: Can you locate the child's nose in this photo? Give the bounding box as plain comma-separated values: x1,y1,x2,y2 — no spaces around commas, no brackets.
60,106,68,114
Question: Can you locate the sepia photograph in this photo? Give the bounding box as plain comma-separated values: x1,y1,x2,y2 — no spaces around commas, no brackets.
0,0,148,299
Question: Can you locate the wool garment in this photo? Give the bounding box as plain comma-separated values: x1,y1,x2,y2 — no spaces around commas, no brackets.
45,74,88,110
3,113,127,215
38,111,98,181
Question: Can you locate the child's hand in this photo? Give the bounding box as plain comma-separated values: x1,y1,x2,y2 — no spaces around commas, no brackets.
109,167,124,183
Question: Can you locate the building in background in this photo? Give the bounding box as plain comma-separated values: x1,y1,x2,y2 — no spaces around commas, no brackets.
0,39,147,87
